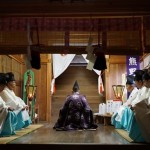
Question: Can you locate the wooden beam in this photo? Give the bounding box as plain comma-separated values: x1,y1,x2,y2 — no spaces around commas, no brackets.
8,55,24,64
0,0,150,17
0,45,143,55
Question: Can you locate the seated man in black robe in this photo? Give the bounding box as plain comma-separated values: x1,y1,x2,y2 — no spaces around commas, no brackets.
53,80,98,131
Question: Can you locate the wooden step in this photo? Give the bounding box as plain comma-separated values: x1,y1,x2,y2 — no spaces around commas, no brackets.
52,96,101,103
54,90,99,96
56,78,98,85
59,66,98,74
57,73,98,79
55,85,98,90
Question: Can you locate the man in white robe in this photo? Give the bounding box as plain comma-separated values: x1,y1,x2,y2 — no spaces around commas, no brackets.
133,70,150,143
121,75,139,108
0,72,31,130
120,70,149,130
0,73,17,136
111,75,138,128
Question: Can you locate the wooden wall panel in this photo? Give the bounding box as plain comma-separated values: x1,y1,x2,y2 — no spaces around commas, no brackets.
0,55,12,72
22,54,52,122
12,59,22,97
34,66,47,121
0,55,23,97
105,55,126,100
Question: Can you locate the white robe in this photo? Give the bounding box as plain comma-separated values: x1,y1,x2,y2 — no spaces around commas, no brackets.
115,86,149,122
0,87,23,112
123,87,139,107
131,86,149,107
0,97,8,134
0,87,29,121
113,87,138,122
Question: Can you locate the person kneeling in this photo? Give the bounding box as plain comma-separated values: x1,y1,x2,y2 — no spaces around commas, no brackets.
53,80,98,131
0,73,17,137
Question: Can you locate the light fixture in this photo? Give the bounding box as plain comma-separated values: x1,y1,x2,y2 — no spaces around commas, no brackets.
26,85,37,101
112,85,125,100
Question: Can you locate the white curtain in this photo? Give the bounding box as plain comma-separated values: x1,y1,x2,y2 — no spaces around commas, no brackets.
51,54,75,94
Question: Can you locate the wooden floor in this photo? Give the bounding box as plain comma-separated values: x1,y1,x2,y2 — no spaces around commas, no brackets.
3,122,147,150
8,122,139,145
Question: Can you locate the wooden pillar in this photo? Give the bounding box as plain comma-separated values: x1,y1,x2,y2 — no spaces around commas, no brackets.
140,16,146,55
46,54,52,122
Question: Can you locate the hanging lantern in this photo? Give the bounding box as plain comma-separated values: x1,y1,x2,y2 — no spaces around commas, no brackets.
112,85,125,100
26,85,37,101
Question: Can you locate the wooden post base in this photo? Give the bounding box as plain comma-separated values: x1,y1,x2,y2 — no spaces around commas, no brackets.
94,113,112,126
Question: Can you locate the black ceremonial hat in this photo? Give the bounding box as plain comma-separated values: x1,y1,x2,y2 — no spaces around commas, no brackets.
134,70,145,81
134,70,145,76
0,73,7,85
72,80,80,91
5,72,15,83
126,75,134,85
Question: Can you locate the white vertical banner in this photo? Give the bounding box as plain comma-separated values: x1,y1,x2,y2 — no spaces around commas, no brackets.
122,73,127,103
98,74,104,94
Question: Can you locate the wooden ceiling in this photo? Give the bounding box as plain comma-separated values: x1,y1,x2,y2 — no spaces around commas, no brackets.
0,0,150,55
